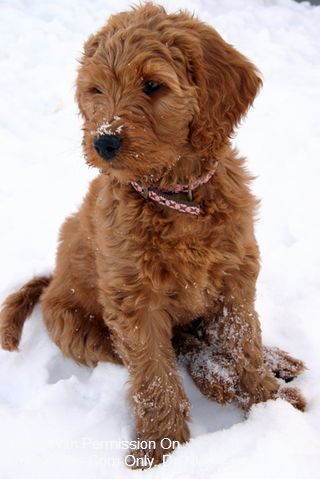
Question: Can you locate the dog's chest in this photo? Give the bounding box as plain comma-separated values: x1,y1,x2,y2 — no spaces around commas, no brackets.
95,194,220,320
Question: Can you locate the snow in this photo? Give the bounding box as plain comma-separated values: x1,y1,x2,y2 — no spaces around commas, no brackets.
1,0,320,477
95,118,124,137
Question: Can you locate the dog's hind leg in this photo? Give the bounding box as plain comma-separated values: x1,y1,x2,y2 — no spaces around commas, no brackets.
41,287,121,367
37,212,122,367
175,326,306,411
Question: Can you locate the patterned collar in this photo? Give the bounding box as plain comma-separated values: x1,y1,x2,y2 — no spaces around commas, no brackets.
130,161,218,216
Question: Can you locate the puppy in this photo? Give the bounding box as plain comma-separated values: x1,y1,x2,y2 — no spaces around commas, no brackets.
0,4,305,468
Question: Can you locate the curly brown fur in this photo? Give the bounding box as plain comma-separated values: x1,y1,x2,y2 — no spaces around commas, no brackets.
174,324,306,411
0,4,306,467
277,386,306,412
263,345,306,382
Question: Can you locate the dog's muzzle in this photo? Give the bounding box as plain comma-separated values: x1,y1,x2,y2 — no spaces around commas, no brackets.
93,134,123,161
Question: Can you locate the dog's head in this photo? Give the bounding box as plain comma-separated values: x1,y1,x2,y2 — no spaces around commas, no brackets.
76,4,261,185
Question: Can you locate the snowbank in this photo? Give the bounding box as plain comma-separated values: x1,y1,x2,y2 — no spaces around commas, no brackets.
0,1,319,477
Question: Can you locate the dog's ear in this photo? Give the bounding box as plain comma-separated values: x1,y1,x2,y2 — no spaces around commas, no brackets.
189,25,262,152
76,30,106,119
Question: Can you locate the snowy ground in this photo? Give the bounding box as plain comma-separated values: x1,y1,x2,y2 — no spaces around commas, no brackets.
0,0,320,477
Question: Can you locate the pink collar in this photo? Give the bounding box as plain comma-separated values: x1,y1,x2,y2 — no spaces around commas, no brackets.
130,161,218,216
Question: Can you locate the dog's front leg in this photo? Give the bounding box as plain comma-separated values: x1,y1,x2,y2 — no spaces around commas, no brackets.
105,307,190,468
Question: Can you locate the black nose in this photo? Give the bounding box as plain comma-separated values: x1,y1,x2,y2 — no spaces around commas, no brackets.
93,135,123,160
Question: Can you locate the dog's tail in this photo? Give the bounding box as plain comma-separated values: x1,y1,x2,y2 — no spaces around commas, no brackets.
0,275,52,351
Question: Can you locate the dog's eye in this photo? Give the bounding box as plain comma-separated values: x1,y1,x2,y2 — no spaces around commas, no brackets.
90,86,103,95
143,81,161,95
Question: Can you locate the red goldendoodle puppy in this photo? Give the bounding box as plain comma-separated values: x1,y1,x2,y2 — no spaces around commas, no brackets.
0,4,305,468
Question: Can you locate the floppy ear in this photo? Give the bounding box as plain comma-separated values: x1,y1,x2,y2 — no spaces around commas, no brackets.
189,25,262,152
75,16,123,118
75,27,109,120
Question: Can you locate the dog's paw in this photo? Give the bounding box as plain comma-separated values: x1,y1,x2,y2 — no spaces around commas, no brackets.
125,445,160,470
125,437,182,469
263,346,306,382
235,367,280,410
277,386,307,411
